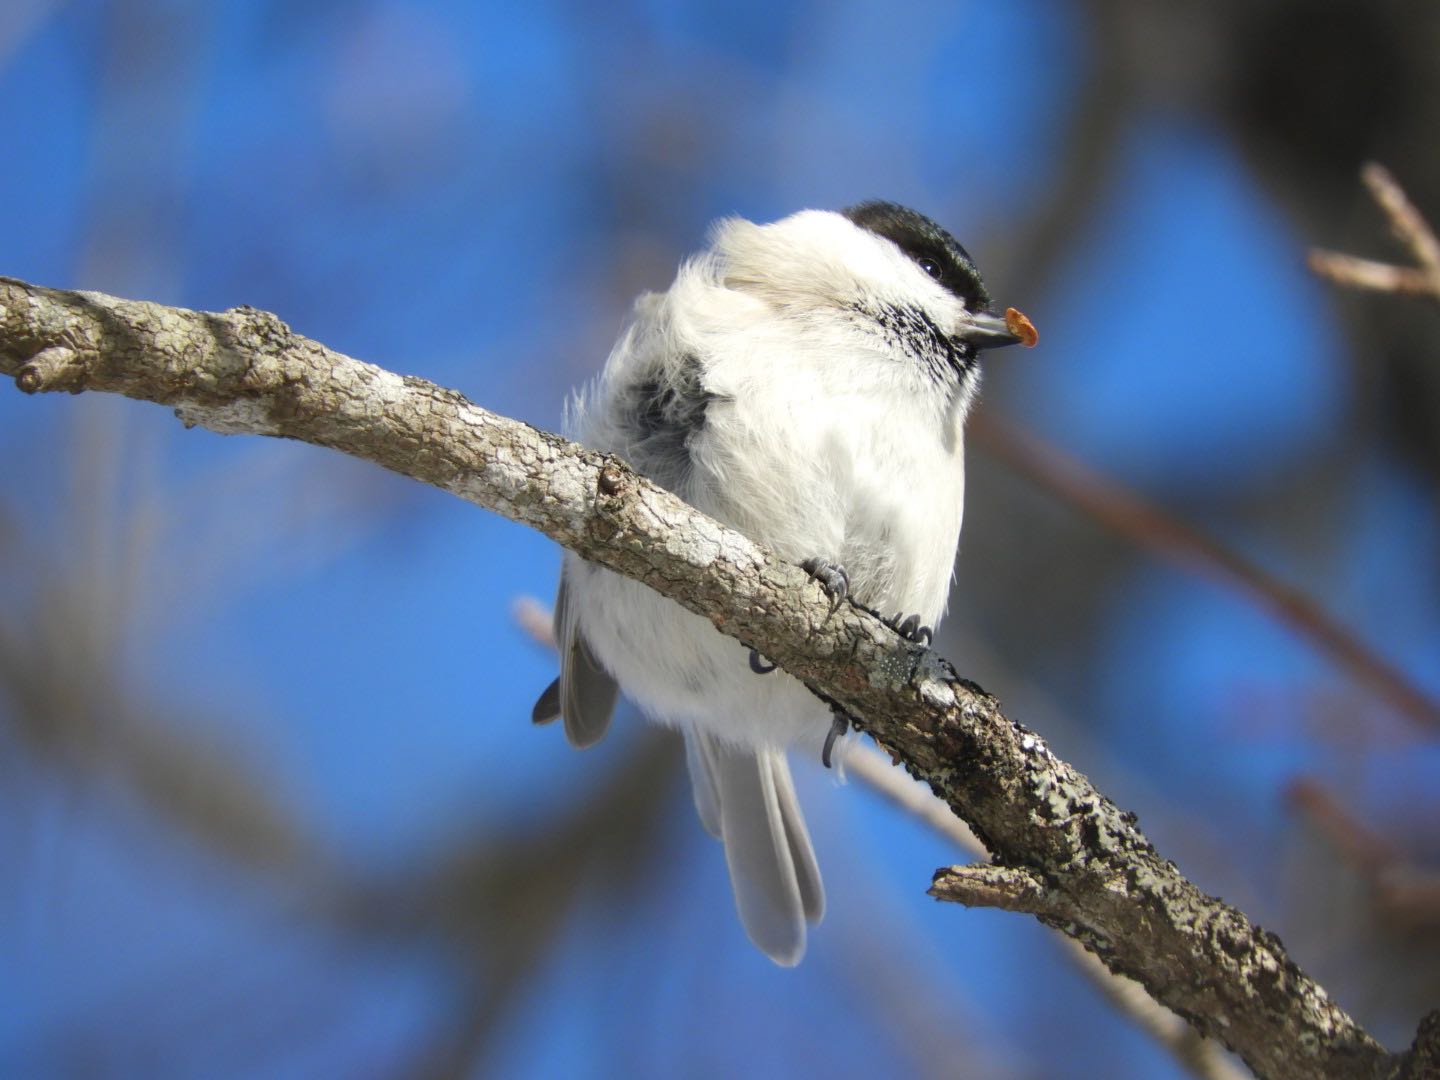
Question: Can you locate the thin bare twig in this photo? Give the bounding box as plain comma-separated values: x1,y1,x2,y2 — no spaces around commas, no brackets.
1359,163,1440,280
1309,164,1440,301
971,413,1440,733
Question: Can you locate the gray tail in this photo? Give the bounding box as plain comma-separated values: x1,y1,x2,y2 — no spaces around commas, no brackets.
531,569,618,748
685,732,825,966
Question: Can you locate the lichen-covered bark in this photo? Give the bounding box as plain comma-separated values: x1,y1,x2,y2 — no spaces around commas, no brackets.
1,277,1431,1080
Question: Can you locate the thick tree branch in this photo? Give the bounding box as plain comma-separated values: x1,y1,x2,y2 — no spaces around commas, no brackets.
0,276,1431,1079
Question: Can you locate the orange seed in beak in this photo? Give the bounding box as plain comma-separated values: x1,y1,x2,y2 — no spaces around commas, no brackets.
1004,307,1039,348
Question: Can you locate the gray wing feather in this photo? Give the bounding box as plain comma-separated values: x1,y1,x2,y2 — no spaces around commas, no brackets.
531,570,618,748
693,734,824,966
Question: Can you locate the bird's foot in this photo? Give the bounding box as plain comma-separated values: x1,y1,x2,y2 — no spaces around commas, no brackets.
801,558,849,612
884,612,933,646
851,602,934,645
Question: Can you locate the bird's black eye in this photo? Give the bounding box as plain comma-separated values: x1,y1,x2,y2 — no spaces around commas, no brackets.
916,256,943,280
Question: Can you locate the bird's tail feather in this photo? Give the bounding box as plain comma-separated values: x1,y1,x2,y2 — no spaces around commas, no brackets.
686,732,825,966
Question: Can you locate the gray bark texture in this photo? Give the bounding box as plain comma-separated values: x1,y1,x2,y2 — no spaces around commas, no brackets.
1,276,1436,1080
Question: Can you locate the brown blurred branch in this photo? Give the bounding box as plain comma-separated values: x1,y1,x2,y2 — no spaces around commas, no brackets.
1288,778,1440,933
0,276,1425,1079
971,413,1440,733
1309,164,1440,302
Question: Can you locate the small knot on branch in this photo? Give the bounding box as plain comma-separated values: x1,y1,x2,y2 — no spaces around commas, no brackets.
587,458,635,546
597,461,626,496
223,305,293,348
930,863,1054,915
15,345,88,394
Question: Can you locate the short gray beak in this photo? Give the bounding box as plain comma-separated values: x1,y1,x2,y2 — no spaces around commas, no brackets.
956,307,1038,351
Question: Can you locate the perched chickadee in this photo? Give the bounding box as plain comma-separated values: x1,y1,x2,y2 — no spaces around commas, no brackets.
533,202,1033,965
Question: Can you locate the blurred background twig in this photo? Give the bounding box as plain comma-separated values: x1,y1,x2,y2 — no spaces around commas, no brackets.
1310,165,1440,302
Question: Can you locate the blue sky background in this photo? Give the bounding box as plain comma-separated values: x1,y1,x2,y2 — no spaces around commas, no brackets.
2,2,1437,1077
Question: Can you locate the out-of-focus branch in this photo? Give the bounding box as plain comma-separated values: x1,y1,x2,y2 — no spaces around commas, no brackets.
0,276,1420,1079
984,0,1131,297
971,413,1440,734
512,595,558,650
1288,778,1440,932
1309,164,1440,302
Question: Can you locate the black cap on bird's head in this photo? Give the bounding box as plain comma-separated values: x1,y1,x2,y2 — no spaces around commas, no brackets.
841,200,1037,352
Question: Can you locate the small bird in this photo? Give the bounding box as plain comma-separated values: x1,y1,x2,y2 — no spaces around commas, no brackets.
533,201,1033,965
